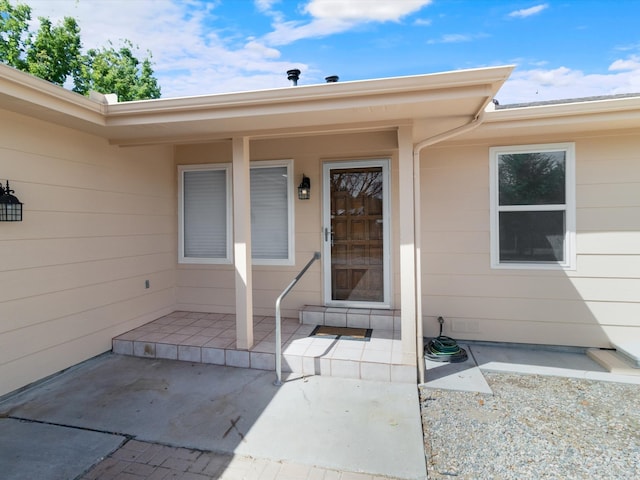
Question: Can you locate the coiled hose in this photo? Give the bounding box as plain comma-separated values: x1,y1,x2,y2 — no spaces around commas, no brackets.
424,317,468,363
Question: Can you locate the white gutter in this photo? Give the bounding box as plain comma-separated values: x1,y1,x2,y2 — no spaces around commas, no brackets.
412,98,492,384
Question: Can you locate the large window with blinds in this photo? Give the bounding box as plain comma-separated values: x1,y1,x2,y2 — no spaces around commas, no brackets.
178,160,294,265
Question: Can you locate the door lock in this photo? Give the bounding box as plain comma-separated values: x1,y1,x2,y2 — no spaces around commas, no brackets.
324,227,334,246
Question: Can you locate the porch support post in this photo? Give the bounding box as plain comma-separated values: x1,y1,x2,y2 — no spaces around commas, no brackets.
397,125,419,369
232,136,253,350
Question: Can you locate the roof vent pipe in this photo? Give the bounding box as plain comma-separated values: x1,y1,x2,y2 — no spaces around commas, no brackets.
325,75,339,83
287,69,301,86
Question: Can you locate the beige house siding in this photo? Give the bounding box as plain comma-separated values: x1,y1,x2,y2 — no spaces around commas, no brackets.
174,131,400,317
420,130,640,348
0,109,176,397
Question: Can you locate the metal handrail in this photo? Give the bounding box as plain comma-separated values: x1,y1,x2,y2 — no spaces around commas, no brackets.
274,251,321,386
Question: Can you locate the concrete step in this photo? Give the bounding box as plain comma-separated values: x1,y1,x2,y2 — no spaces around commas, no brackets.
612,342,640,368
299,305,400,331
587,348,640,376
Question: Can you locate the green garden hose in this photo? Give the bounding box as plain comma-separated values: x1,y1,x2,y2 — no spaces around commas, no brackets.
424,316,468,363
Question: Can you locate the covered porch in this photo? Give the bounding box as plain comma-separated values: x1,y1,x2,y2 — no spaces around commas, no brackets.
113,307,415,383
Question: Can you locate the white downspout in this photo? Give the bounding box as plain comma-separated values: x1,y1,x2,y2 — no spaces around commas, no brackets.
413,99,493,384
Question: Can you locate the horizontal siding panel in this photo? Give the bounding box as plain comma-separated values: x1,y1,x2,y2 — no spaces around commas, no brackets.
0,253,174,305
424,274,640,303
423,295,640,327
422,210,488,232
421,315,612,348
422,182,488,209
578,157,640,185
253,270,321,290
569,277,640,303
421,166,487,189
577,182,640,208
295,232,322,251
2,211,174,240
577,207,640,231
576,134,639,159
421,232,489,254
577,232,640,254
424,274,580,300
176,268,235,288
3,150,173,199
0,287,174,366
176,286,235,308
422,253,490,275
0,235,174,272
574,254,640,278
22,182,174,217
177,268,321,290
0,293,174,395
423,253,640,279
2,272,175,335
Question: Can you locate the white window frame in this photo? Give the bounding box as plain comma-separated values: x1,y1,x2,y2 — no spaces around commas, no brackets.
250,159,295,266
178,163,233,264
489,143,576,270
178,160,294,266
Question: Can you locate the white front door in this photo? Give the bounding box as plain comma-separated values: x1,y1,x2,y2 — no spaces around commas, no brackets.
322,159,391,307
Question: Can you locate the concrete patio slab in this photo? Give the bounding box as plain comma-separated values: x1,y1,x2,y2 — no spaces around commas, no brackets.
0,354,426,480
0,418,124,480
470,344,640,384
613,341,640,368
422,344,493,394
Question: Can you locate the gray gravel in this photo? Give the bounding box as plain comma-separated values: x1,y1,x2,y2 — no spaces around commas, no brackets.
420,373,640,479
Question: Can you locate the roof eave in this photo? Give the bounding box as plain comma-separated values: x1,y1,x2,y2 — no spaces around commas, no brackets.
0,63,514,144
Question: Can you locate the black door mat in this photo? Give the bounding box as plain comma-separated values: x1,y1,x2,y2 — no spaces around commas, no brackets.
309,325,372,341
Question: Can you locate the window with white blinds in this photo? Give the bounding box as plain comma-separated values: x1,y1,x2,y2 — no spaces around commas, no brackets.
179,165,231,263
250,163,292,263
178,160,293,265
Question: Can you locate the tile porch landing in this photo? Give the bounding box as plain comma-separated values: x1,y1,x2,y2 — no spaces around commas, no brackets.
113,309,415,383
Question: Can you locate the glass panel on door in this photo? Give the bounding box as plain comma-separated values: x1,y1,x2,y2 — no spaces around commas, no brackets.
329,166,384,302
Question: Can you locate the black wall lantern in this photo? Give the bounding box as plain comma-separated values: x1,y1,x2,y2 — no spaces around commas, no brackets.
298,174,311,200
0,180,23,221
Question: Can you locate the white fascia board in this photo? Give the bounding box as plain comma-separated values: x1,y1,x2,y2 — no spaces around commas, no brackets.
0,64,106,125
105,65,515,118
485,95,640,124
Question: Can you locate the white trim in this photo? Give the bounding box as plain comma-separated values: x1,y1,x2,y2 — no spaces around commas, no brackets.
250,159,295,266
322,159,392,307
489,142,576,270
178,160,294,265
178,163,233,264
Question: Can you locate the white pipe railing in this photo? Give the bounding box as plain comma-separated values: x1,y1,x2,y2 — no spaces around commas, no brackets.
274,251,321,386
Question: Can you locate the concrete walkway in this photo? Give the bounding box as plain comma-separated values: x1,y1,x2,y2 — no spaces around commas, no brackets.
0,354,426,480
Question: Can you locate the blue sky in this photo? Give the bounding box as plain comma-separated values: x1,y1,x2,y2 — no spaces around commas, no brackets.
26,0,640,103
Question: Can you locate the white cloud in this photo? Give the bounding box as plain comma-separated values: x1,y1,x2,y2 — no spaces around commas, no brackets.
264,0,432,46
414,18,432,26
609,55,640,71
496,59,640,104
255,0,280,12
428,33,471,44
304,0,432,22
25,0,303,97
427,33,488,44
508,4,549,19
22,0,639,105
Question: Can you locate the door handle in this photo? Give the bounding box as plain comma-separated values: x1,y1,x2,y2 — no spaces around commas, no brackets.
324,227,334,246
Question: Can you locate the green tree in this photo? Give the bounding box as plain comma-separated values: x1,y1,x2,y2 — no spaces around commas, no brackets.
498,152,565,205
0,0,31,70
0,0,161,100
27,16,81,86
74,41,161,101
